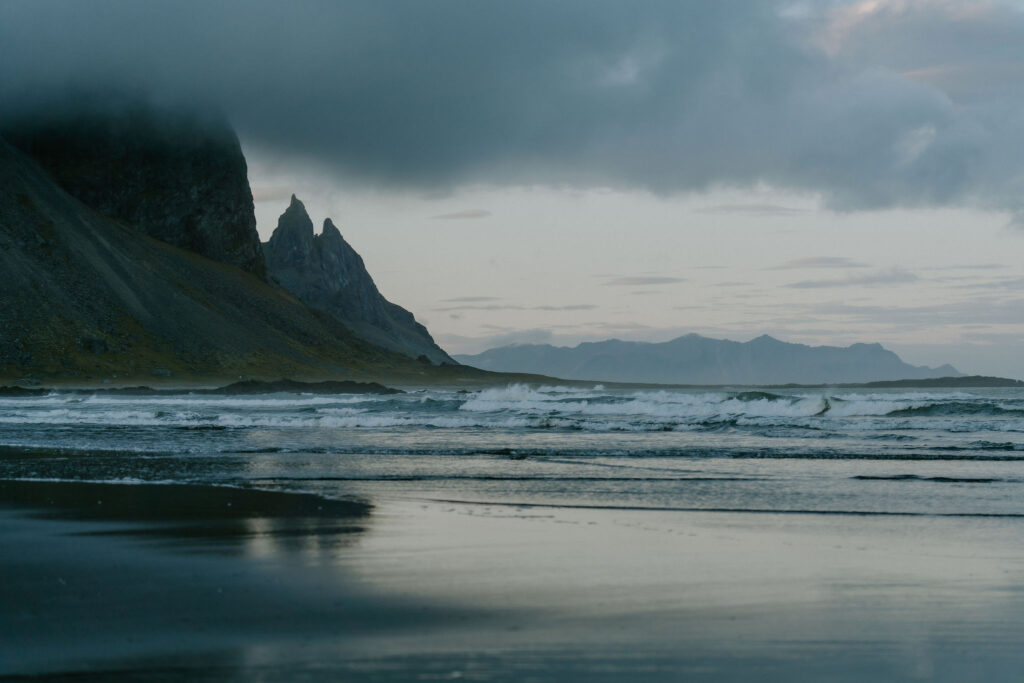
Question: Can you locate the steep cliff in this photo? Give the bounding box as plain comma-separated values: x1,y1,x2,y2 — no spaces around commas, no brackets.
263,196,454,365
2,97,265,276
0,136,452,383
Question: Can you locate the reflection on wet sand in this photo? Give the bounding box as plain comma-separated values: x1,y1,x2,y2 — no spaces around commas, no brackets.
4,479,1024,681
0,479,507,680
0,480,370,560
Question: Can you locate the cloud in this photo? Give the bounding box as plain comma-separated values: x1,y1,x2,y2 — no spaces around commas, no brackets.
922,263,1008,271
787,266,918,288
442,296,502,303
806,296,1024,328
945,276,1024,291
434,304,524,312
453,328,557,350
435,302,597,312
695,203,812,216
432,209,492,220
534,304,597,311
772,256,870,270
251,186,295,203
4,1,1024,216
603,276,686,286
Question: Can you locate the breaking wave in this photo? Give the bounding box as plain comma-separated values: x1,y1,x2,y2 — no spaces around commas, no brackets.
1,385,1023,443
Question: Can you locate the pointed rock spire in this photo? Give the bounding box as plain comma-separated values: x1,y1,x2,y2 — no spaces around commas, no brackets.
261,196,455,365
321,218,342,239
266,194,315,264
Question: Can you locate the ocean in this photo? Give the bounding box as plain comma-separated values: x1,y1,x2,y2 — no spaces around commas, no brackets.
4,383,1024,515
3,383,1024,680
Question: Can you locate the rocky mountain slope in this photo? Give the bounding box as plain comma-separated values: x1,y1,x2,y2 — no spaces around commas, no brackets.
263,196,453,364
0,136,439,383
455,334,961,385
2,96,265,276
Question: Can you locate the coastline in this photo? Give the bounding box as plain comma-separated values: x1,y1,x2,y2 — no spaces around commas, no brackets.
0,481,487,679
2,373,1021,396
3,476,1024,680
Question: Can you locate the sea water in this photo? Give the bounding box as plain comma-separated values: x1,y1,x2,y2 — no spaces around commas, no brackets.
2,383,1023,517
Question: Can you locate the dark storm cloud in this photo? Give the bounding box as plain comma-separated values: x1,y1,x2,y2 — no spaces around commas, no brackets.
4,1,1024,215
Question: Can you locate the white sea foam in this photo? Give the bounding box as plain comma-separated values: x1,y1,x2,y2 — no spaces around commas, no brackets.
79,394,371,408
1,385,1021,435
825,399,929,417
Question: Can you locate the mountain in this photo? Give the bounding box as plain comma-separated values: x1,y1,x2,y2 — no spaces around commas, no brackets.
0,135,430,383
0,99,472,384
454,334,962,385
263,196,454,365
2,96,265,276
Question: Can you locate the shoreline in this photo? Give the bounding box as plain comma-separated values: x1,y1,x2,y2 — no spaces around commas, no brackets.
0,480,489,679
1,373,1020,396
4,477,1024,680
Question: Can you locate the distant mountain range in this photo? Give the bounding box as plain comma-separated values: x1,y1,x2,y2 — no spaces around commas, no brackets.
455,334,962,385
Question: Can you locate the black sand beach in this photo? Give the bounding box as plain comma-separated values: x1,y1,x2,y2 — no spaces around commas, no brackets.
0,481,482,680
4,475,1024,681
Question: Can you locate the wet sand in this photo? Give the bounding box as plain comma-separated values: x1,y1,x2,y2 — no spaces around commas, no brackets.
3,480,1024,680
0,481,486,679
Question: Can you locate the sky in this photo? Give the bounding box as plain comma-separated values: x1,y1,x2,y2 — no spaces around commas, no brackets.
2,0,1024,377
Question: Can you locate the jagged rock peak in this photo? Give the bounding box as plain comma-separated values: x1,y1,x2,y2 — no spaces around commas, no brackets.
279,195,314,231
267,195,315,262
262,198,455,365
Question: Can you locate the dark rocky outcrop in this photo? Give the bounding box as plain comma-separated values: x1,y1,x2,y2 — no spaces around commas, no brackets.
0,136,445,383
2,96,265,276
207,379,402,395
455,334,962,385
263,196,454,365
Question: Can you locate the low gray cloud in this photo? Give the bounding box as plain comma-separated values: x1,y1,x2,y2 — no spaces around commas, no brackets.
604,276,686,286
787,267,918,289
945,276,1024,291
695,203,811,216
772,257,870,270
445,328,556,351
251,186,295,203
442,296,502,303
434,304,524,312
923,263,1009,271
4,2,1024,217
535,304,597,311
805,296,1024,328
435,302,596,312
432,209,492,220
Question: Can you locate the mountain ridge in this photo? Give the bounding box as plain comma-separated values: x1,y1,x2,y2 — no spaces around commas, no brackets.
263,196,454,365
454,334,961,385
0,98,468,383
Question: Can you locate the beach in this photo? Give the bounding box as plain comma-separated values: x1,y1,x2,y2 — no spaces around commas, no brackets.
4,482,1024,680
3,384,1024,680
